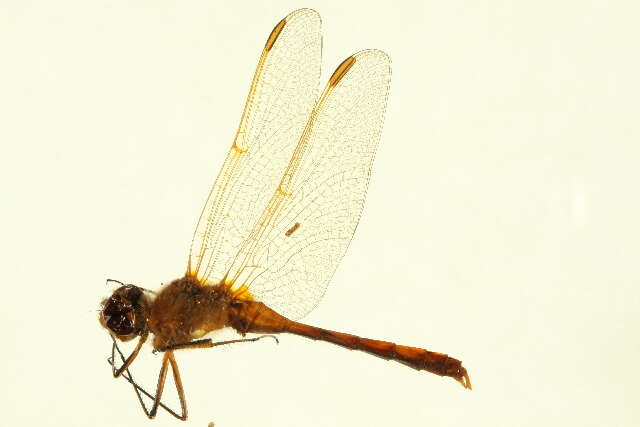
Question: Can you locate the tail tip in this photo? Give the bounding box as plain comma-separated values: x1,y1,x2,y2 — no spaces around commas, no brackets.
457,368,472,390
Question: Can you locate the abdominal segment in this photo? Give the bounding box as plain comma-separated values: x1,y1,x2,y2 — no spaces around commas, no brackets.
228,299,471,389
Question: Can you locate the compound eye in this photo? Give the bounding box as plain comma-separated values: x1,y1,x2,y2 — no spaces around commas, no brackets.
105,308,136,336
103,296,126,317
102,294,137,336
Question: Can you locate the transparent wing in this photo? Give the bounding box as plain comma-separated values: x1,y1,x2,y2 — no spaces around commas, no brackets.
188,9,322,279
221,50,392,319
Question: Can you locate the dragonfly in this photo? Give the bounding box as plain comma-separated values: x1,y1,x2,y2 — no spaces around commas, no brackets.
99,8,471,421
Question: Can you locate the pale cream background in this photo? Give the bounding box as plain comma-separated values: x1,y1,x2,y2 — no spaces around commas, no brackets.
1,1,639,426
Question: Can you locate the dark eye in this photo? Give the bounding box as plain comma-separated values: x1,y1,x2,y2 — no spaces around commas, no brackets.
103,297,136,336
106,308,136,336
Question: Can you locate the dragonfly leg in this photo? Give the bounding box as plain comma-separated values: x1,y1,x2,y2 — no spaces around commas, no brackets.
108,338,186,419
156,335,279,352
148,351,188,420
110,332,148,378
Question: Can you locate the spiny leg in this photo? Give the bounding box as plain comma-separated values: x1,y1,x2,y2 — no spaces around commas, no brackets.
111,332,148,378
167,352,187,419
156,334,279,352
109,337,149,416
142,335,278,419
149,351,187,420
109,337,184,419
110,335,278,420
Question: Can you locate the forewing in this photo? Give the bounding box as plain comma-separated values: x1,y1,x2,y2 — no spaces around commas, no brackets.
188,9,322,280
221,50,392,319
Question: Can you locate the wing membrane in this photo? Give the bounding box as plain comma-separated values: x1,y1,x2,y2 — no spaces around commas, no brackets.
188,9,322,280
221,50,392,319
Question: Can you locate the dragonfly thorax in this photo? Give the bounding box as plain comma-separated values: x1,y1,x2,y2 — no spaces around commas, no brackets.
147,276,233,349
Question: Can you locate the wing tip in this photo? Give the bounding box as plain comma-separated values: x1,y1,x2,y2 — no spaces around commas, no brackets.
286,8,321,23
265,9,322,53
353,49,392,67
328,50,392,88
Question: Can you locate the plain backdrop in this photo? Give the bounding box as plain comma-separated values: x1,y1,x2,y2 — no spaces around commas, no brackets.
1,1,639,426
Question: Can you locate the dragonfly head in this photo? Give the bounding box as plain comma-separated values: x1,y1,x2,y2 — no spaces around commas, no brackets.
99,283,150,341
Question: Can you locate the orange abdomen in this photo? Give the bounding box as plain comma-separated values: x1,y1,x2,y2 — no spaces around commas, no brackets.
228,299,471,389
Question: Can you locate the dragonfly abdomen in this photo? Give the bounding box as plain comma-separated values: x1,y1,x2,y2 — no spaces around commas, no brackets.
285,321,471,389
228,299,471,389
